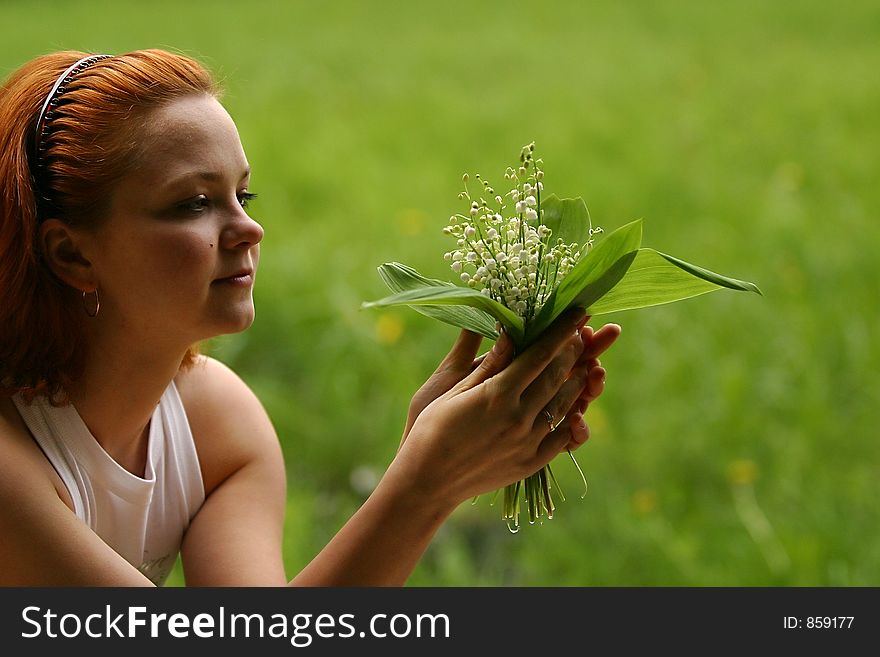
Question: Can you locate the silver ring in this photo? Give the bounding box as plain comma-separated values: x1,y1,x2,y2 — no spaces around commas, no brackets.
542,408,556,432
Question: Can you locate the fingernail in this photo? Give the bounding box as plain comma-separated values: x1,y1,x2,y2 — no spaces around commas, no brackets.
493,332,511,356
570,310,588,328
572,413,588,442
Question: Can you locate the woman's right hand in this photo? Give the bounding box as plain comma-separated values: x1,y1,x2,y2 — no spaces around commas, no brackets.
386,308,597,510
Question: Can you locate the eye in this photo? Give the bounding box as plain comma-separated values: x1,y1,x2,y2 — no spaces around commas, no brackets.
177,195,211,214
238,191,257,209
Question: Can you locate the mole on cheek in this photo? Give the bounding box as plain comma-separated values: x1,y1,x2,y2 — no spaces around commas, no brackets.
209,243,214,248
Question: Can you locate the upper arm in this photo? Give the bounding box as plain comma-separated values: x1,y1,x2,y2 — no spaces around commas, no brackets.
0,415,153,586
174,356,288,586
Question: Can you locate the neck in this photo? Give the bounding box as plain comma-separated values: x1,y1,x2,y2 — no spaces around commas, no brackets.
65,328,192,476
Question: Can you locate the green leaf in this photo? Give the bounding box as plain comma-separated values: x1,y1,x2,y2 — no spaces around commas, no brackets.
373,262,500,339
539,195,592,247
585,248,763,316
650,250,763,295
362,274,524,344
525,219,643,345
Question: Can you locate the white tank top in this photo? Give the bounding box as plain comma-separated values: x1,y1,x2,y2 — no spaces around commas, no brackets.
12,381,205,585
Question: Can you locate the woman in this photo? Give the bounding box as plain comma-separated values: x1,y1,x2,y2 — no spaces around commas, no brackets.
0,50,620,586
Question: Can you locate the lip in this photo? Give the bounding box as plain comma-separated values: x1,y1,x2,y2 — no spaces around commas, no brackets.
213,269,254,286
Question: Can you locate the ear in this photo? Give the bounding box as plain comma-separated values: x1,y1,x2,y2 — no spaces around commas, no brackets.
39,219,96,291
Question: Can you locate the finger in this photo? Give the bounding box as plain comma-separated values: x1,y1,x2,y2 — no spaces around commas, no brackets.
574,365,606,404
495,308,588,396
534,410,587,466
521,330,586,418
529,361,589,435
457,330,514,389
580,323,621,361
564,412,590,451
581,366,606,402
435,330,483,377
470,352,488,371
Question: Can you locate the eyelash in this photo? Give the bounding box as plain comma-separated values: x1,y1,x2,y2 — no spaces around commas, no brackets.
238,192,257,209
177,192,257,214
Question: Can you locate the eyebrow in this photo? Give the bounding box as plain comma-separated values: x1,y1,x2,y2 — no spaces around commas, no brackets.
168,167,251,185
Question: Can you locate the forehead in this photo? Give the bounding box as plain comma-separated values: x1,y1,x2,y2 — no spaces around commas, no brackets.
133,94,248,183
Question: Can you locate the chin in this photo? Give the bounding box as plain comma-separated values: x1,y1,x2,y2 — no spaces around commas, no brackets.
212,305,257,335
229,310,256,334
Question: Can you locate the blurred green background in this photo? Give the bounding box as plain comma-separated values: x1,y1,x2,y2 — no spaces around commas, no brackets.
3,0,877,586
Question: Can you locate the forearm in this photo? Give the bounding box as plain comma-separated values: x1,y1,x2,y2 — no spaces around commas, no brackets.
289,466,457,586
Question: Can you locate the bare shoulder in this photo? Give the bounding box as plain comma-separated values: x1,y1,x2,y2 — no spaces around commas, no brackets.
0,396,72,508
0,396,153,585
174,355,283,496
173,354,265,421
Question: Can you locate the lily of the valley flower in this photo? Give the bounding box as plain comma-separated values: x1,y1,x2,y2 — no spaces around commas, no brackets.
443,143,601,330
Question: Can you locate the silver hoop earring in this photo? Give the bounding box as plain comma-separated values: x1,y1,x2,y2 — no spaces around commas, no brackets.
82,289,100,318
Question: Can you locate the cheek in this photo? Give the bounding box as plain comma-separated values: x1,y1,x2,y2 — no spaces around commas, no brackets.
103,227,216,291
152,231,215,278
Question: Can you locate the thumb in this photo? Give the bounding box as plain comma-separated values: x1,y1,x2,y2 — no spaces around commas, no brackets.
457,330,514,389
434,329,483,376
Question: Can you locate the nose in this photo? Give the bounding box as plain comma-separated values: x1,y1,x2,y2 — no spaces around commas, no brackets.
221,208,264,250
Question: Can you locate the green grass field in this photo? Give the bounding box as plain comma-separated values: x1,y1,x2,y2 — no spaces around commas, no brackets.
3,0,878,586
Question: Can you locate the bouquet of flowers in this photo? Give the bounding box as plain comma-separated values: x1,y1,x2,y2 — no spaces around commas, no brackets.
363,142,761,531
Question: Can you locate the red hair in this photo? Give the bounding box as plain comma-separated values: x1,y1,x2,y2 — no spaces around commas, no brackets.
0,49,219,402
